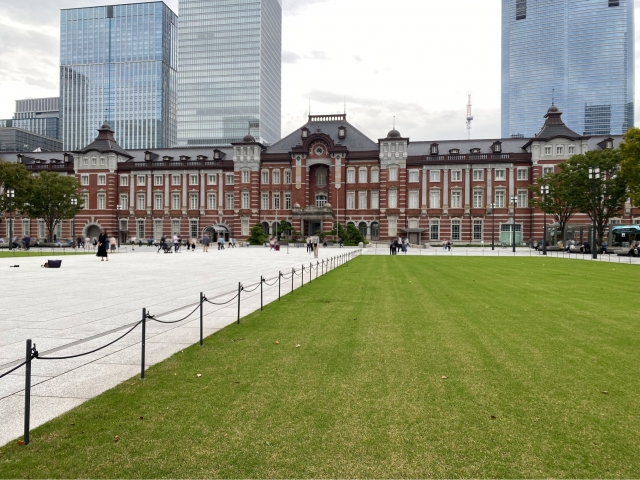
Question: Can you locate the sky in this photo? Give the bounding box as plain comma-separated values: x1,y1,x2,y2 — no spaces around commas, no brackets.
0,0,638,142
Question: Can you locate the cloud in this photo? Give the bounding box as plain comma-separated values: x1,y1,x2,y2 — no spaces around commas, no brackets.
282,50,301,64
282,0,330,15
353,55,363,63
305,51,328,61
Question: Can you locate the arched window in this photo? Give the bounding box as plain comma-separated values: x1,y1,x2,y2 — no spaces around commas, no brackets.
261,221,270,235
371,222,380,240
359,222,367,238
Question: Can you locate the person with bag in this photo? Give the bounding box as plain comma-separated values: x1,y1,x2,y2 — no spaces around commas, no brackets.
97,229,109,262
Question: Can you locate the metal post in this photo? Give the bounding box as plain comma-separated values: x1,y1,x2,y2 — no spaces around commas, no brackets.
278,272,281,300
237,282,241,324
322,259,324,276
199,292,203,346
316,261,319,279
302,265,304,287
292,268,294,292
260,276,263,311
310,262,312,281
141,308,146,379
24,339,32,445
491,204,495,251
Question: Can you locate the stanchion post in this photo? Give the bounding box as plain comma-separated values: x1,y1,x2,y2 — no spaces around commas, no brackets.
310,262,312,281
199,292,203,346
24,339,32,445
302,265,304,287
316,261,319,279
237,282,241,324
278,272,281,300
291,268,294,292
141,308,146,379
260,276,264,311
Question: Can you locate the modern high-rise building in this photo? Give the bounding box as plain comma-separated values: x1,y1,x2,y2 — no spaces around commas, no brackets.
11,98,61,141
502,0,635,138
177,0,282,146
60,2,178,151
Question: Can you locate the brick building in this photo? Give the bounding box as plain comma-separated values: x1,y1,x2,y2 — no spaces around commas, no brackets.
1,107,636,245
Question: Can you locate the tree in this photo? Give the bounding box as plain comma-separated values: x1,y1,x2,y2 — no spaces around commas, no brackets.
275,220,292,240
327,222,364,246
247,223,267,245
529,165,581,243
0,161,33,213
564,149,628,245
619,127,640,206
24,171,83,242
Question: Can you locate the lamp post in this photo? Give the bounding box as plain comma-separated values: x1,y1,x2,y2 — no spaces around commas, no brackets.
588,167,599,260
7,188,15,249
116,204,122,249
489,202,495,250
541,185,549,256
70,198,77,248
510,195,518,253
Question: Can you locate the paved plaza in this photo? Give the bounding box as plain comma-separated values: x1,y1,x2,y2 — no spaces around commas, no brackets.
0,245,355,446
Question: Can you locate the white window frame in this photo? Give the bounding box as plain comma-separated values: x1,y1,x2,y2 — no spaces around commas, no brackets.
358,191,367,210
208,193,217,210
371,168,380,183
408,190,419,209
543,166,554,176
189,174,199,186
473,190,483,208
388,189,397,208
226,193,234,209
473,220,483,241
409,170,419,183
172,175,181,186
451,220,461,241
137,175,146,186
272,170,280,185
430,190,440,209
370,191,379,209
119,193,128,210
272,192,280,210
226,174,234,185
347,168,355,184
261,193,269,209
137,193,145,210
207,174,217,185
359,168,367,183
154,175,163,186
388,167,398,182
517,168,528,181
494,190,505,208
473,169,484,181
451,190,462,208
451,170,462,182
556,145,564,155
171,193,180,210
154,193,163,210
80,174,89,186
98,193,106,210
430,170,440,182
284,170,292,184
261,170,269,184
346,191,355,209
430,220,439,241
189,193,198,210
120,175,129,186
97,174,106,186
544,146,552,155
242,191,250,209
517,189,528,208
568,145,575,154
242,170,250,184
241,218,250,237
284,193,291,209
495,169,506,181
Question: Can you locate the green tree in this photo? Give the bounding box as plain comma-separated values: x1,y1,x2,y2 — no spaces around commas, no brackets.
24,171,83,242
564,149,628,245
619,127,640,206
0,161,33,213
327,222,364,246
275,220,292,240
247,223,267,245
529,166,581,243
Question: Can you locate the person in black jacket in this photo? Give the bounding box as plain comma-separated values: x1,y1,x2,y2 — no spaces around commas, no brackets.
97,229,109,262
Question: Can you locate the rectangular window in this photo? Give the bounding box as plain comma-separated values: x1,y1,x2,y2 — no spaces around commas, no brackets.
347,191,355,209
473,190,483,208
359,191,367,209
272,170,280,184
242,170,250,184
272,193,280,210
190,220,198,239
82,157,89,166
81,174,89,186
154,219,163,240
451,190,462,208
516,0,526,19
388,167,398,182
409,170,419,183
284,170,292,184
189,193,198,210
21,218,30,235
568,145,575,154
96,193,105,210
517,168,528,180
473,169,484,181
120,175,128,186
91,157,97,166
137,193,145,210
208,193,217,210
81,193,89,210
388,190,397,208
172,175,180,186
99,157,105,166
430,221,439,240
371,168,380,183
226,174,234,185
544,146,552,155
119,194,128,210
556,146,564,155
359,168,367,183
495,190,505,208
241,218,250,237
189,175,199,186
242,192,250,209
137,219,145,239
5,218,13,238
347,168,355,183
154,175,163,186
371,191,379,209
226,193,234,209
37,220,45,239
543,166,554,176
261,193,269,209
473,220,483,241
451,220,461,241
97,174,106,185
451,170,462,182
408,191,419,209
388,217,398,237
137,175,146,186
261,171,269,184
172,193,180,210
207,174,217,185
154,193,162,210
54,222,62,240
430,170,440,182
171,219,180,235
495,169,506,181
517,189,528,208
285,193,292,209
430,190,440,209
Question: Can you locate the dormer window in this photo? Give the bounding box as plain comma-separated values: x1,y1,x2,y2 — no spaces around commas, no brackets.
213,150,221,160
338,126,346,139
449,149,460,155
144,151,152,161
491,141,502,153
430,143,439,155
180,155,190,161
197,155,208,161
301,127,309,139
163,156,173,161
470,148,481,154
606,140,613,149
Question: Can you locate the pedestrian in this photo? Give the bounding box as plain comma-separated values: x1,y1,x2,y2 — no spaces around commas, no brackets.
306,236,312,253
190,238,197,251
23,235,31,250
270,237,275,250
110,236,117,253
203,233,210,252
442,240,447,251
173,232,179,252
313,236,319,258
11,236,20,249
339,237,343,248
220,236,225,249
97,229,109,261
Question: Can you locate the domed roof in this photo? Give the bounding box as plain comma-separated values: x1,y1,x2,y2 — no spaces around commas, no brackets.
324,202,332,208
242,134,256,143
387,129,402,138
547,104,559,114
100,122,113,130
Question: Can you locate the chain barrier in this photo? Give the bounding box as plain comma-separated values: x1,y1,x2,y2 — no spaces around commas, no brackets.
242,282,261,293
203,292,239,306
262,277,279,287
0,360,29,380
146,302,200,324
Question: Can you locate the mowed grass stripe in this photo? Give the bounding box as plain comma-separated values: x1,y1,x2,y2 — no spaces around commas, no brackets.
0,257,639,478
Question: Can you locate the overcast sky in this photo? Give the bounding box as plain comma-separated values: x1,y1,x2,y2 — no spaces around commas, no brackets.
1,0,638,142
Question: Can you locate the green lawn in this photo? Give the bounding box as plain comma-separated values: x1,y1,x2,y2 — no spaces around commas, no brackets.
0,250,92,258
1,257,639,478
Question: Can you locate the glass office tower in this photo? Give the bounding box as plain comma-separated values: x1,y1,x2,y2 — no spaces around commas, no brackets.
177,0,281,146
60,2,178,150
502,0,634,138
12,98,61,141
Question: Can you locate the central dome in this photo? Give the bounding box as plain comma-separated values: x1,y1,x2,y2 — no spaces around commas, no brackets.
242,134,256,143
387,129,401,138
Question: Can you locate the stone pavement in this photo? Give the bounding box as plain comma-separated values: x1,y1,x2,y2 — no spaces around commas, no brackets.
0,245,357,446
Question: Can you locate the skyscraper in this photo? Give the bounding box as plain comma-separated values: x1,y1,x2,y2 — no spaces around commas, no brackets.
502,0,634,138
11,98,61,141
177,0,282,146
60,2,178,151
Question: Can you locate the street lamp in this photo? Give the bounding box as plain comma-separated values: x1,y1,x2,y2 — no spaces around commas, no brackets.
6,189,15,249
70,197,77,248
541,185,549,256
489,202,495,251
510,195,518,253
116,204,122,248
588,167,599,259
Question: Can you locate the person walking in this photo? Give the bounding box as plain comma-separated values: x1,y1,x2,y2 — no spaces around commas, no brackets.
110,236,117,253
97,229,109,261
313,236,319,258
23,235,31,251
173,233,179,252
220,236,225,249
306,237,312,254
202,233,210,252
339,236,343,248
